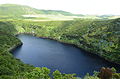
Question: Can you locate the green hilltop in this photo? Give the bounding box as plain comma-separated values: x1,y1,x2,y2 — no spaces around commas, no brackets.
0,4,82,17
0,4,120,20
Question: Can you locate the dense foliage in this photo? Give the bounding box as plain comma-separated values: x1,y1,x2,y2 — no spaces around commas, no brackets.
0,21,78,79
0,17,120,79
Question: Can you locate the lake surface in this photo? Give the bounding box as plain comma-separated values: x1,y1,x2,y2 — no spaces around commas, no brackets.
12,34,120,77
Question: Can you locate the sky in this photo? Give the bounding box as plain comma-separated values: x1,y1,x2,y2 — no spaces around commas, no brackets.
0,0,120,15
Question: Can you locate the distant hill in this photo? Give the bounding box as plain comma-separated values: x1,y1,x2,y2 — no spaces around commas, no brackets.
0,4,119,20
0,4,82,17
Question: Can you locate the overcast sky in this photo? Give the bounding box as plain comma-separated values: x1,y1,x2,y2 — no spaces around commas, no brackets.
0,0,120,15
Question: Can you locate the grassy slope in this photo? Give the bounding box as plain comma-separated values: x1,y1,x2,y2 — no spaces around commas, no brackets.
0,4,81,18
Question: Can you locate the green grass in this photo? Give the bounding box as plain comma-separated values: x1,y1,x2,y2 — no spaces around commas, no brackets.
0,4,82,19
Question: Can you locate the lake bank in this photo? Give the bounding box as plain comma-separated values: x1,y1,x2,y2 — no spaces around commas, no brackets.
15,33,120,66
12,34,120,77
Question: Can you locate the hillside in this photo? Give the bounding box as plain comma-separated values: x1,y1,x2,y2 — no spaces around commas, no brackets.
0,4,81,18
1,4,120,20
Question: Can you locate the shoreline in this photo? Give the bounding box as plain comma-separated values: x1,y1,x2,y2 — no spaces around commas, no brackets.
8,41,23,53
15,33,120,66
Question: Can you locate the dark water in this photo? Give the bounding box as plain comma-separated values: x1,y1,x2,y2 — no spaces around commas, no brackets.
12,34,120,77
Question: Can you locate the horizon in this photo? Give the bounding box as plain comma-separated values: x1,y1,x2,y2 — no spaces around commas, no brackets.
0,0,120,15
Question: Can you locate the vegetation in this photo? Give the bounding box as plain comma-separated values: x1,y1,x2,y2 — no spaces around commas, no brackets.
0,4,83,21
0,4,82,16
0,18,120,79
0,4,120,79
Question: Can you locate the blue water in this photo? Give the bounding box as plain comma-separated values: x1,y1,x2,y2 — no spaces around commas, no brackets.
12,34,120,77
